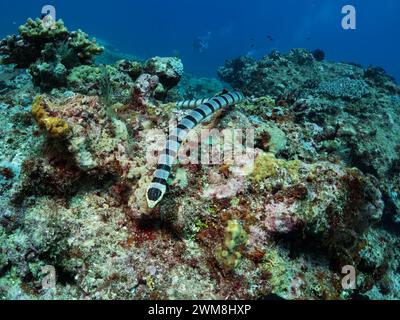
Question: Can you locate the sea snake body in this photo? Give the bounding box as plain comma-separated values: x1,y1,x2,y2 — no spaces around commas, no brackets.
176,97,212,109
146,91,245,208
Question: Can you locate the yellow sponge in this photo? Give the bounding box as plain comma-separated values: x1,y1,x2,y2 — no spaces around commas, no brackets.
32,96,70,138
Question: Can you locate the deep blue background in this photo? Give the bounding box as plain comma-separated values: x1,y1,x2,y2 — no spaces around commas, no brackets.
0,0,399,81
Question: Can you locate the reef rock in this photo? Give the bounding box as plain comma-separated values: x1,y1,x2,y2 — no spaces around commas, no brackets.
131,73,160,109
31,94,136,175
219,48,400,226
144,57,184,90
0,18,103,91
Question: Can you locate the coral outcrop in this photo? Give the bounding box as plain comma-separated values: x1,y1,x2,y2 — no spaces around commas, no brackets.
0,18,103,91
29,93,137,174
219,48,400,225
144,57,184,90
131,74,160,110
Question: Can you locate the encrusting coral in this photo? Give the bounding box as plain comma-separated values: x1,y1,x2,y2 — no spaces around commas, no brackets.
215,220,248,272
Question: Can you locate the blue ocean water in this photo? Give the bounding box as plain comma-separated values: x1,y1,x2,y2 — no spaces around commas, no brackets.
0,0,399,80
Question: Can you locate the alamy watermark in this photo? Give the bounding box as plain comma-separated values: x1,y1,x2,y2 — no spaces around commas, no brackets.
41,5,57,29
41,265,57,293
341,265,356,290
342,5,357,30
41,4,357,31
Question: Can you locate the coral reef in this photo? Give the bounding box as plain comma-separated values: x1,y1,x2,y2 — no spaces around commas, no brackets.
219,48,400,223
0,18,103,91
1,36,399,301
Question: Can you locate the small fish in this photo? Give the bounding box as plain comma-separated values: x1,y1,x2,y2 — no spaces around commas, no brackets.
267,35,275,42
306,37,312,41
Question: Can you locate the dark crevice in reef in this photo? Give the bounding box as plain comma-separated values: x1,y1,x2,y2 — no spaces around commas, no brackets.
53,267,77,286
13,168,118,206
349,292,371,300
67,172,118,197
273,229,330,262
136,213,183,242
120,171,181,236
273,224,367,272
0,264,12,279
380,192,400,235
348,150,379,179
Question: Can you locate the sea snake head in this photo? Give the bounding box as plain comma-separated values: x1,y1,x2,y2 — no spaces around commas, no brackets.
146,185,166,209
